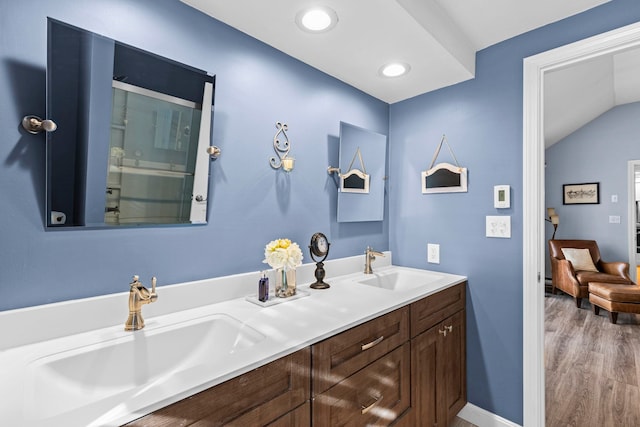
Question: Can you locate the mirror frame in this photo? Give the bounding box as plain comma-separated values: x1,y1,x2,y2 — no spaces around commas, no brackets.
46,18,215,229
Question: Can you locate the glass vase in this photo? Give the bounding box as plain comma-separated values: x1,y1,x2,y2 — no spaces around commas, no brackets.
275,267,297,298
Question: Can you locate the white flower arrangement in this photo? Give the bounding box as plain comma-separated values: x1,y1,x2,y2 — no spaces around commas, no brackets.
263,238,303,270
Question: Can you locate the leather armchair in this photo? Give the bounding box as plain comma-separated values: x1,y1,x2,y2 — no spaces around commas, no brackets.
549,239,633,308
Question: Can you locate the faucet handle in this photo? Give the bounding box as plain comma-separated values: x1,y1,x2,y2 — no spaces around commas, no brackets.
151,276,157,293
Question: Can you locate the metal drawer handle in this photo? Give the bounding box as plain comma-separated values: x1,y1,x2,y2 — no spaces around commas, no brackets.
361,335,384,351
438,325,453,337
361,395,383,414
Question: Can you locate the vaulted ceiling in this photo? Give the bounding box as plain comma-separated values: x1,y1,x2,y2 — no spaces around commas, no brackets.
181,1,640,146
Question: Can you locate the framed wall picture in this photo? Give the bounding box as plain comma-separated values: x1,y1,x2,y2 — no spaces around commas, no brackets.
563,182,599,205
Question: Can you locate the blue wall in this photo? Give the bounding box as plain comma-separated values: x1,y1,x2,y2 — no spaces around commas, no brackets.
545,102,640,266
4,0,640,424
389,1,640,423
0,0,389,310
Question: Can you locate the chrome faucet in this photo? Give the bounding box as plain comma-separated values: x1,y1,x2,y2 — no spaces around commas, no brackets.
364,246,384,274
125,275,158,331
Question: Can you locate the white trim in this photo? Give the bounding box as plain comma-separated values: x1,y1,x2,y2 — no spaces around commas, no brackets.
458,403,522,427
628,161,640,283
523,21,640,427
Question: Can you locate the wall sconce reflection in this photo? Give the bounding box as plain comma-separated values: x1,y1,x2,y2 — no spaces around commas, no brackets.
270,121,295,172
546,207,560,239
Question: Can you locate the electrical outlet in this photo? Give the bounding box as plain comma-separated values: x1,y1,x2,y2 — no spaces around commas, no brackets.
427,243,440,264
609,215,621,224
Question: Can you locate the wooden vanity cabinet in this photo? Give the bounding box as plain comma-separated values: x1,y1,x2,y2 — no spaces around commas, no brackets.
311,307,411,426
123,282,466,427
411,283,466,427
124,348,311,427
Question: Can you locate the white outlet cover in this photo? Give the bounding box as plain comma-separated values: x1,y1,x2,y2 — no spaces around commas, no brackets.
486,216,511,238
427,243,440,264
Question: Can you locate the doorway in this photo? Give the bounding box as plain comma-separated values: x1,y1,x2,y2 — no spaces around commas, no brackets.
522,21,640,426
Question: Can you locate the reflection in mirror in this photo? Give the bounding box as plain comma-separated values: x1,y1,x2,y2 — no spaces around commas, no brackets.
336,122,387,222
340,147,370,194
46,18,215,228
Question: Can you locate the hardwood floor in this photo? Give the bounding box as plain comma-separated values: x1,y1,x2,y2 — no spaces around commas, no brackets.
545,291,640,426
451,416,477,427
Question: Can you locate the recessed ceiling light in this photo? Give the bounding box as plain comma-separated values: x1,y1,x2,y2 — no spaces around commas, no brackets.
380,62,411,78
295,7,338,33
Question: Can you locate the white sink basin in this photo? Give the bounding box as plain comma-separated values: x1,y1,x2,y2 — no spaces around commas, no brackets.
357,267,445,291
24,313,265,426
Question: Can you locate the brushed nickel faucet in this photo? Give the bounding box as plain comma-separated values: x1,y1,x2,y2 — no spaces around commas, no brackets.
364,247,384,274
125,275,158,331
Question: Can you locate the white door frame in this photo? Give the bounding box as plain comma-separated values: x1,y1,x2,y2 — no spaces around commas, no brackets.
523,21,640,427
628,161,640,283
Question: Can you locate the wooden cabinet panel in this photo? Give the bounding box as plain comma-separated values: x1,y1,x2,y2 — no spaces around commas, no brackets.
442,310,466,422
124,348,310,427
411,310,466,427
312,343,411,427
266,401,310,427
312,307,410,395
410,283,465,338
411,325,441,427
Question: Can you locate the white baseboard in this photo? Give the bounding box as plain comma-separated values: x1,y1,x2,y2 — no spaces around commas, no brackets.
458,403,522,427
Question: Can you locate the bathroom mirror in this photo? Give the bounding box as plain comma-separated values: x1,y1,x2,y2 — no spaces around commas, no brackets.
46,18,215,228
336,122,387,222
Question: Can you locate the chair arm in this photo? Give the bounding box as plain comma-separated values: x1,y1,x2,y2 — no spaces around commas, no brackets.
554,258,580,291
600,261,631,280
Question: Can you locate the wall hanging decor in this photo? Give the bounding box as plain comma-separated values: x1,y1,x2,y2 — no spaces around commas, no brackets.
339,147,370,194
269,122,295,172
422,134,468,194
563,182,599,205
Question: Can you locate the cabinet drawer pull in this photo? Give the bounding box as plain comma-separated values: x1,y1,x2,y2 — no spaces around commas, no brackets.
439,325,454,337
361,395,383,414
361,335,384,351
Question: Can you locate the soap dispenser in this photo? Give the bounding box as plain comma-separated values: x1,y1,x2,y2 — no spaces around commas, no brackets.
258,271,269,302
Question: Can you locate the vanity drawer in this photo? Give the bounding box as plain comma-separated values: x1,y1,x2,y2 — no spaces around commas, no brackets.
312,306,410,395
124,348,310,426
312,342,411,426
410,282,465,338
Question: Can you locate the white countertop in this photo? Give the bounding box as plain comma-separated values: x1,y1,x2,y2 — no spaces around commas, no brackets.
0,253,466,426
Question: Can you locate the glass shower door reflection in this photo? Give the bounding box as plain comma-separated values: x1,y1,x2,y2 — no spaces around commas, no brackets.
106,81,202,225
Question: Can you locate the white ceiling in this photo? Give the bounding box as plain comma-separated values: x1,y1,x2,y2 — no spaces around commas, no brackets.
181,0,640,146
544,46,640,147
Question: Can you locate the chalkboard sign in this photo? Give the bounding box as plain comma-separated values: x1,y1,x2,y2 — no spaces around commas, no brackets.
421,163,467,194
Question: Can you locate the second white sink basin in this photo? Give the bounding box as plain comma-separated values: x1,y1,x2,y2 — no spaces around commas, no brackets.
357,267,445,291
25,313,265,426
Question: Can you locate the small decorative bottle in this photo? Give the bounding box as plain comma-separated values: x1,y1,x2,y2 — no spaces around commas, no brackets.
258,272,269,302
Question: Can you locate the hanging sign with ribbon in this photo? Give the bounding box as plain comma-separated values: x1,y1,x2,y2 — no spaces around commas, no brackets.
340,147,370,194
421,134,468,194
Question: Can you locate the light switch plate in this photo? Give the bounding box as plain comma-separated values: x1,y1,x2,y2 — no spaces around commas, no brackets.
486,216,511,238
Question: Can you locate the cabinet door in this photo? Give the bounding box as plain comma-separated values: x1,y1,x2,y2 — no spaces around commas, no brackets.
125,348,310,426
410,283,465,338
412,310,466,427
411,324,442,427
267,401,310,427
313,343,411,426
441,310,466,423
